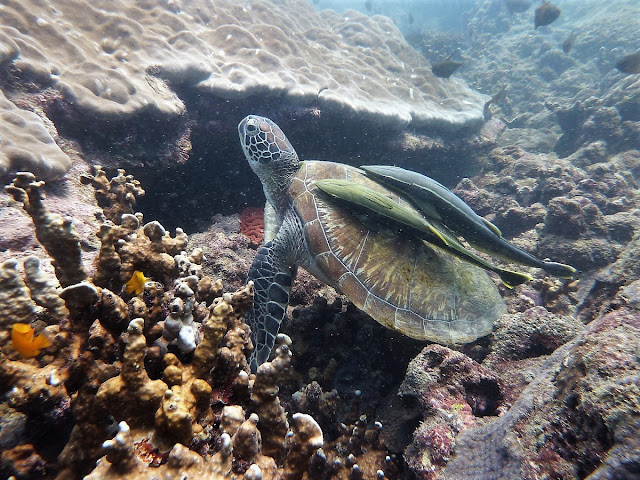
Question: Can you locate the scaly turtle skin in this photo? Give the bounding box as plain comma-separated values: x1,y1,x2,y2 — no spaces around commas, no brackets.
239,115,507,371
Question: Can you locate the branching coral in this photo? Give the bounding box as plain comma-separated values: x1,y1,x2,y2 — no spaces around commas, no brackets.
283,413,323,480
94,319,168,429
80,166,144,224
251,334,292,461
0,169,325,480
5,172,87,287
0,259,37,333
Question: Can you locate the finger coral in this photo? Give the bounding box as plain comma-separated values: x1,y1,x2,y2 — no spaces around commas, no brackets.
0,170,325,480
5,172,87,287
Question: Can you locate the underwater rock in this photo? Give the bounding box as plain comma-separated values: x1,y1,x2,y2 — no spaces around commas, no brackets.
188,226,255,295
442,306,640,479
387,345,504,479
488,306,584,362
496,126,557,153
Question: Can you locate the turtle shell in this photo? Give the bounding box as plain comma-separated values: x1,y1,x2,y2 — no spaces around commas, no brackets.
290,161,506,345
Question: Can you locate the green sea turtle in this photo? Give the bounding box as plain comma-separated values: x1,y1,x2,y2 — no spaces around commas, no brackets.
239,115,516,370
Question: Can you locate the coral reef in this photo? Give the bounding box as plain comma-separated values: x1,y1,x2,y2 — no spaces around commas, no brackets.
240,207,265,247
0,90,71,180
1,1,639,479
0,169,326,480
0,0,485,129
380,345,503,479
441,306,640,479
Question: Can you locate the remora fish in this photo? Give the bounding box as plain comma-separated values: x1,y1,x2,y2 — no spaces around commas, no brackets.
315,178,532,288
361,165,577,278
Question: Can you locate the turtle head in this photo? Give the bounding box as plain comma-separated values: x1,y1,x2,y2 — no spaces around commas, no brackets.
239,115,299,172
239,115,301,210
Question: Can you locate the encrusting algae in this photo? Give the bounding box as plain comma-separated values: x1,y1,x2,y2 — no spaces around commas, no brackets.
11,323,52,358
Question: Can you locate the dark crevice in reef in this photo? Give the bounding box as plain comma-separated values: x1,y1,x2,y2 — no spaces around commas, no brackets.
42,85,485,233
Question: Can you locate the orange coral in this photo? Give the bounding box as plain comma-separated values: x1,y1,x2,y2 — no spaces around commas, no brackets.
11,323,52,358
240,207,264,247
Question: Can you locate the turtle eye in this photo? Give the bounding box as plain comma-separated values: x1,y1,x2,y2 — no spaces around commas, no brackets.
245,118,260,136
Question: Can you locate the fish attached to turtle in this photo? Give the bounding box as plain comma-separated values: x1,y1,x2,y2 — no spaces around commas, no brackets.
238,115,575,370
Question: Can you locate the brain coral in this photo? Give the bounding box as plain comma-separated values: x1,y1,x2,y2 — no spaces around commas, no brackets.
0,0,486,129
0,90,71,180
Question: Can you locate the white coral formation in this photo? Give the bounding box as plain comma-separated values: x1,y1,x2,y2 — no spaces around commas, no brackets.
0,90,71,180
0,0,486,129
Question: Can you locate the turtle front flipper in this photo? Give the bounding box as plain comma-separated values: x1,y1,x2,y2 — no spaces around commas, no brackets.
246,239,294,372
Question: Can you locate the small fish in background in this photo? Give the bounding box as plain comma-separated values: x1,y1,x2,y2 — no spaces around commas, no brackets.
125,270,150,295
12,323,52,358
562,30,577,54
408,12,414,24
505,0,531,14
483,85,508,120
432,55,463,79
365,0,373,12
616,51,640,74
534,0,561,29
